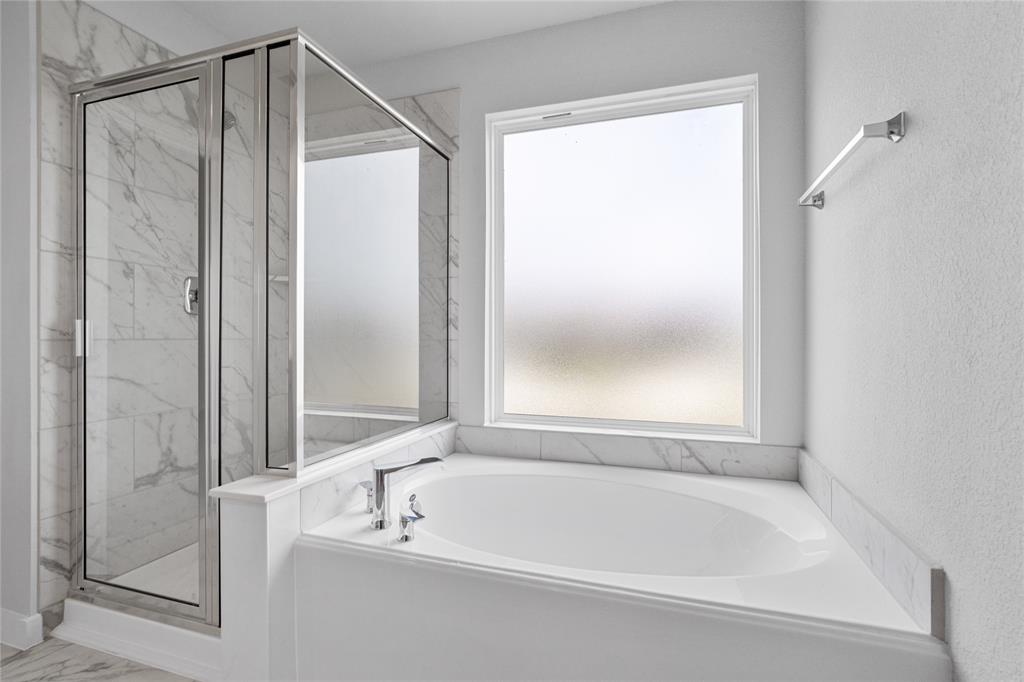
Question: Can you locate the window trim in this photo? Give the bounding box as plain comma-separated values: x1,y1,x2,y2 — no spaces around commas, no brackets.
484,74,761,443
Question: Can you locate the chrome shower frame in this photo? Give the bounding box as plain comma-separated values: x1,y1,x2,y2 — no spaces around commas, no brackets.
67,29,450,629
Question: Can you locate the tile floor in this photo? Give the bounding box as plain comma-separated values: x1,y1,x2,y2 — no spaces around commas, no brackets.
109,543,200,605
0,637,191,681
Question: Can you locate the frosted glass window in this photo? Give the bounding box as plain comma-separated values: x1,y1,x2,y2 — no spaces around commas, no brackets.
501,102,745,427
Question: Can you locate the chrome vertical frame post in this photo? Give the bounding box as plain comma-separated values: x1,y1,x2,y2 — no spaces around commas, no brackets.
202,57,224,627
252,46,270,475
70,87,87,619
288,39,306,474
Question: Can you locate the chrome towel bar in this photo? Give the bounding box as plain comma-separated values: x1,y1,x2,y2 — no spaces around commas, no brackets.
799,112,906,209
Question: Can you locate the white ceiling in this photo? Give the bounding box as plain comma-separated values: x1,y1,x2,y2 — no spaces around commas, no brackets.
95,1,663,67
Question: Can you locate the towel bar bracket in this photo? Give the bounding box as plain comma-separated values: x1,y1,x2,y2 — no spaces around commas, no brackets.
866,112,906,143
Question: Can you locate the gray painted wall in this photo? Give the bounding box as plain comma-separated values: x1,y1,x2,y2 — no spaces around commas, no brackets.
1,0,40,632
804,3,1023,680
356,1,807,447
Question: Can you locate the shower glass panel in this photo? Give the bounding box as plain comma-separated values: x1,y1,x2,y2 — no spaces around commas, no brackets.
300,47,449,465
82,77,203,606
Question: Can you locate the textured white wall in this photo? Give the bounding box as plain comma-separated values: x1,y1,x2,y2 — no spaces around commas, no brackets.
804,3,1023,680
357,1,806,446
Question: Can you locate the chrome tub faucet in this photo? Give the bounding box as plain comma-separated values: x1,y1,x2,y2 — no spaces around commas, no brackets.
364,457,441,530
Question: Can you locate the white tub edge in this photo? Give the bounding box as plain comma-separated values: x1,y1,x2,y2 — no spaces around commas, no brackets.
296,532,950,663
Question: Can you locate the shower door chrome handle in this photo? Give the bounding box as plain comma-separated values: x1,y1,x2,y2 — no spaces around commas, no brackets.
183,276,199,315
74,319,93,358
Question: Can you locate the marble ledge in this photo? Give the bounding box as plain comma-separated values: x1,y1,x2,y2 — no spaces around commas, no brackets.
211,420,457,505
454,425,798,481
798,449,945,639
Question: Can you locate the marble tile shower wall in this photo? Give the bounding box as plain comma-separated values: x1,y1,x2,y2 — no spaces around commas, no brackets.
303,414,414,457
391,90,460,424
265,87,291,467
38,0,182,610
220,62,260,483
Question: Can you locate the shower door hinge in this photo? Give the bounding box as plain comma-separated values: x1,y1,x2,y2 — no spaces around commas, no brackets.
74,319,93,358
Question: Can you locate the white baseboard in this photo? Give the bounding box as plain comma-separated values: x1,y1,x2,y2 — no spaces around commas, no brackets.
52,599,222,681
1,608,44,650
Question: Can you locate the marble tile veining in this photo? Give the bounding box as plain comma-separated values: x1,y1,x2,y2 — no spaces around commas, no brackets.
85,339,198,420
39,427,73,519
539,430,684,471
0,637,191,681
133,264,199,340
85,257,135,340
797,449,831,514
39,250,76,340
133,408,199,489
831,480,943,637
39,161,74,255
798,449,944,638
455,425,542,459
38,513,72,611
682,440,798,480
39,340,75,430
85,417,136,502
84,177,198,271
39,0,185,612
299,423,458,531
457,425,797,481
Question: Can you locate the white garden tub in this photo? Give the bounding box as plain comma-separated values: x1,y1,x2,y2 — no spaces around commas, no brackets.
295,454,950,680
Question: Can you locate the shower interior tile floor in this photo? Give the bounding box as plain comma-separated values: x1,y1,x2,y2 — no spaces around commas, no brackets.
1,637,191,681
109,543,200,604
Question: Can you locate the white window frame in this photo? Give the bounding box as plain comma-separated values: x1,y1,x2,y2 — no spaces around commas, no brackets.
484,74,761,442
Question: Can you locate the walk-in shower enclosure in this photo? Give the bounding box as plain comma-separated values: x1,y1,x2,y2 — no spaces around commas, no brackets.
69,29,450,627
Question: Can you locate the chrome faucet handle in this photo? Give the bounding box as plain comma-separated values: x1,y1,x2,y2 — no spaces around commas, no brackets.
398,494,425,543
358,480,374,514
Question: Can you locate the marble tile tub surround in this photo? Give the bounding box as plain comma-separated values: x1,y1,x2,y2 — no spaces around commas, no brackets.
299,421,457,531
454,425,799,481
799,451,945,639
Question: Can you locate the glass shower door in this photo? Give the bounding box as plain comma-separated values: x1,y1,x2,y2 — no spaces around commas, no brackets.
80,72,206,608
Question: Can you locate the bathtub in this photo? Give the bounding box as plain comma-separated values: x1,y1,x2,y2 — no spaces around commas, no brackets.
295,454,950,680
